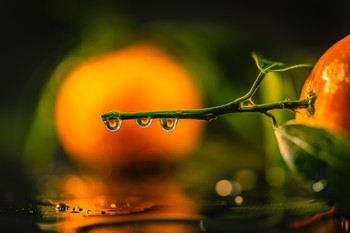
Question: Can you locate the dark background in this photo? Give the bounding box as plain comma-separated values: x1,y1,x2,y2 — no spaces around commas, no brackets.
1,0,350,204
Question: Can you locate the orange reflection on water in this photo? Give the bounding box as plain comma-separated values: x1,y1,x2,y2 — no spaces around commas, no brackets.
56,175,201,233
88,223,196,233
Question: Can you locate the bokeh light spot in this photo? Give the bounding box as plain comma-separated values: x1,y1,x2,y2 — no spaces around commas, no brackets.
266,167,286,187
215,179,232,197
234,169,257,190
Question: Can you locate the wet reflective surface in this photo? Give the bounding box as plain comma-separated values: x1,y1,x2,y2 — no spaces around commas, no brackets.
2,177,349,233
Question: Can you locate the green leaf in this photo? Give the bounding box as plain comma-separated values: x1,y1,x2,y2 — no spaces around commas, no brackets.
251,52,312,73
274,123,350,209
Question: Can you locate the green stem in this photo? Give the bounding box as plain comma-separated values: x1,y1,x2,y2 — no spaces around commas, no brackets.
101,65,315,126
233,71,267,103
101,96,314,123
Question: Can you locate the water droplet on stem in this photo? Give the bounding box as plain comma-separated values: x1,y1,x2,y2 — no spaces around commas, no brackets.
136,118,152,128
160,118,178,132
104,119,122,131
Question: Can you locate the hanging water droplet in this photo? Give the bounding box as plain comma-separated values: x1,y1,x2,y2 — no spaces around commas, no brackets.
136,118,153,128
104,119,122,131
160,118,178,132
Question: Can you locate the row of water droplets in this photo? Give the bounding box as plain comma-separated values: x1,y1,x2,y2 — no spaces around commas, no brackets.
103,117,178,132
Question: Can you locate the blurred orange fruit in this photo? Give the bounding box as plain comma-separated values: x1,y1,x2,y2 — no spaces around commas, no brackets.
295,34,350,138
55,43,204,169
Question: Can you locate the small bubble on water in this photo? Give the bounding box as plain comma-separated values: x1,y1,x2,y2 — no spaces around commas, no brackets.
136,118,152,128
160,118,178,132
104,119,122,131
71,206,83,213
56,203,69,212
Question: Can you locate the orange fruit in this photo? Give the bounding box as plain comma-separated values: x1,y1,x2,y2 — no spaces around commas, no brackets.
55,43,204,170
295,34,350,138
